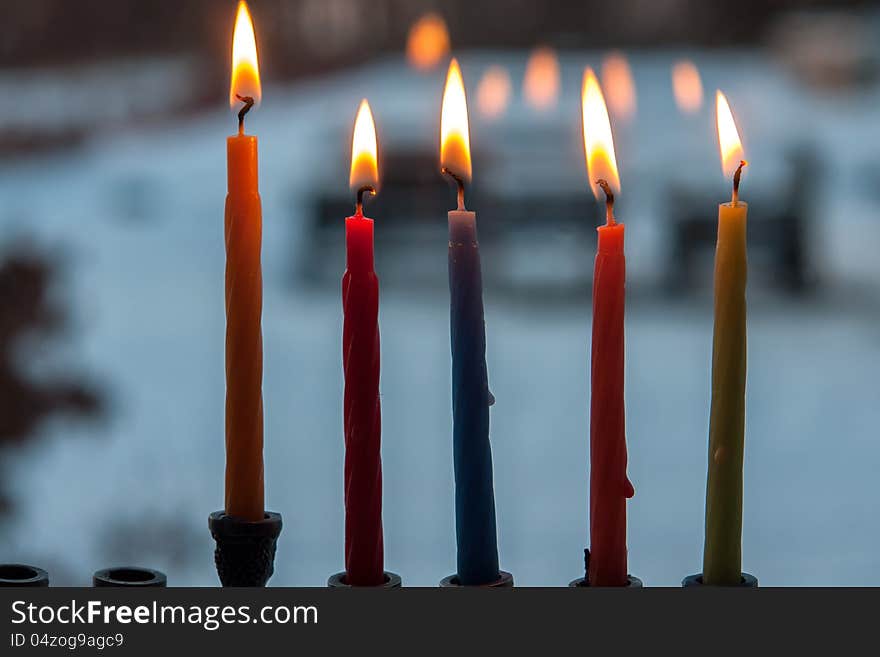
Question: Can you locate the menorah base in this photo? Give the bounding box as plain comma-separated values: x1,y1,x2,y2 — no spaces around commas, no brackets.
327,571,402,588
568,575,643,588
93,567,166,587
209,511,282,587
0,564,49,587
439,571,514,587
682,572,758,587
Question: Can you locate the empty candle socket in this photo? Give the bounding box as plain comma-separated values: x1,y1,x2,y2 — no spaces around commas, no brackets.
0,564,49,587
93,567,167,587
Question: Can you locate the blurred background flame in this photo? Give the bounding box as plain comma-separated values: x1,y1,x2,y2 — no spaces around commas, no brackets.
476,65,512,120
523,48,561,112
672,60,704,114
406,12,451,71
601,51,637,122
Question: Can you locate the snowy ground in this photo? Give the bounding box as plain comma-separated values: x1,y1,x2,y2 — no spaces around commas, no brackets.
1,51,879,586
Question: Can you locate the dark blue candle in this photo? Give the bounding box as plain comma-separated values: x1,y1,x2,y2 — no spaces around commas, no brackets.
441,58,500,585
448,209,500,585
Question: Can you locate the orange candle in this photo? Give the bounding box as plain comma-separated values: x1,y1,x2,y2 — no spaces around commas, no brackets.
582,68,634,586
224,1,264,522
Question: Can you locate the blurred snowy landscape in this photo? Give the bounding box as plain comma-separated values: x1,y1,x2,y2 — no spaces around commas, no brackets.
1,50,879,586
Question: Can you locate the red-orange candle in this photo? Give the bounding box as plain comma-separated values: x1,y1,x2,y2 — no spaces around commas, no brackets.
582,68,634,586
224,1,264,522
342,100,384,586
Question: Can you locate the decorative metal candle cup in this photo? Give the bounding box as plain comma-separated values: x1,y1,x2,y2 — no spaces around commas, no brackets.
0,564,49,587
327,571,402,588
209,511,282,587
439,571,514,588
682,572,758,588
93,567,166,587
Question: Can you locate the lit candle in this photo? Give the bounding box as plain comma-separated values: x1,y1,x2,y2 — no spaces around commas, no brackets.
342,99,385,586
581,68,634,587
224,1,264,522
702,91,749,585
440,59,500,586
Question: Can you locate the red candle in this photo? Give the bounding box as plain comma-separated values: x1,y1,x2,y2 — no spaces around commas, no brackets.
342,100,384,586
582,68,634,586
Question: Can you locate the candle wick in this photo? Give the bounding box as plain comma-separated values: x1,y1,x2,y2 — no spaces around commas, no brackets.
597,179,616,226
731,159,747,206
236,94,255,135
442,167,467,211
355,185,376,216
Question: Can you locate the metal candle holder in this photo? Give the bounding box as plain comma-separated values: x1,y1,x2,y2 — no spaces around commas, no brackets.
682,572,758,587
439,571,514,587
93,567,166,587
327,571,402,588
569,549,643,587
568,575,643,588
0,564,49,587
209,511,282,587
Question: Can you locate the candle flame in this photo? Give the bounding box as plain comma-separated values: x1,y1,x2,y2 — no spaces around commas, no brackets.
601,52,636,121
406,13,450,71
716,90,745,179
672,60,703,114
230,1,261,109
440,58,472,182
476,65,512,120
523,47,560,112
581,67,620,199
350,99,379,191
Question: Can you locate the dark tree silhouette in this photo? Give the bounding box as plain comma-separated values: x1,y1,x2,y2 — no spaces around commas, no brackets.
0,247,103,513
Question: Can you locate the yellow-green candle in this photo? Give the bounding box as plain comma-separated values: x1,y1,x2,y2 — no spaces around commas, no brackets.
703,91,749,585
